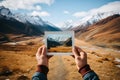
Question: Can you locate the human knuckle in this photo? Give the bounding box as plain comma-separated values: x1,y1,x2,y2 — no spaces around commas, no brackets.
76,56,80,60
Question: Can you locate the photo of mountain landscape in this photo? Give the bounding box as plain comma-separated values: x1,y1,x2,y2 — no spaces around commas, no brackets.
0,0,120,80
46,32,73,53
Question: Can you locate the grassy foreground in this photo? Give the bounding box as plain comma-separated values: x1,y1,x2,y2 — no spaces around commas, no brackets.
0,37,120,80
48,46,72,52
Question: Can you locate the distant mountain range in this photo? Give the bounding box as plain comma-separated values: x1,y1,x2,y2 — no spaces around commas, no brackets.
47,37,72,49
61,7,120,30
0,5,120,50
76,14,120,50
73,12,120,29
0,6,61,42
0,6,60,35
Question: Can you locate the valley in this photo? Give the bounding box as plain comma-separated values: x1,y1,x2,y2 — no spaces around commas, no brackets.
0,37,120,80
0,3,120,80
75,14,120,51
48,46,72,52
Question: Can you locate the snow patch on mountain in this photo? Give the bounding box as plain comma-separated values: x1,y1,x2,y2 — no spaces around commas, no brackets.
70,1,120,29
0,6,57,28
60,11,120,30
0,6,12,19
14,13,45,26
73,11,120,28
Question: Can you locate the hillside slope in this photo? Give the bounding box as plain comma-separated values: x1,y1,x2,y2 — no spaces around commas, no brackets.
0,6,61,42
76,14,120,50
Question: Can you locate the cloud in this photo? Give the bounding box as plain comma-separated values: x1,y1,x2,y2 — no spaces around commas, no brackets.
73,1,120,18
73,11,87,17
35,5,42,11
96,1,120,13
30,11,50,17
0,0,54,10
66,19,73,23
63,10,70,14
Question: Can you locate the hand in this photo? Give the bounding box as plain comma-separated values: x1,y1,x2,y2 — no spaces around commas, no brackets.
72,46,87,70
36,45,50,67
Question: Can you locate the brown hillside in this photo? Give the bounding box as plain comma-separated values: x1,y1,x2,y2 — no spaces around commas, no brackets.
76,14,120,50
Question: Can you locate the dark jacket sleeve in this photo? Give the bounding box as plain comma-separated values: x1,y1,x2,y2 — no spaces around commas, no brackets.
79,64,99,80
32,64,99,80
32,72,47,80
83,71,99,80
32,65,49,80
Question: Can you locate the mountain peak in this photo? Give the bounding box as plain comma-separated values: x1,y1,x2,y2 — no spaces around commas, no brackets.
0,6,12,16
72,11,120,32
0,6,5,9
0,6,61,42
94,14,120,25
76,14,120,50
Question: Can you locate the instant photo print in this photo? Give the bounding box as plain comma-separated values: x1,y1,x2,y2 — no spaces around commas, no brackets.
45,31,74,55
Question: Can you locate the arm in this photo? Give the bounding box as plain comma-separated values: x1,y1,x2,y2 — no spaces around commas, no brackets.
73,46,99,80
32,45,50,80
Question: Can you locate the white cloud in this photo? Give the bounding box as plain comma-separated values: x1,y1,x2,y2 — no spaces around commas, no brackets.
73,11,87,17
73,1,120,18
35,5,42,11
0,0,54,10
88,1,120,14
30,11,50,17
96,1,120,13
63,10,70,14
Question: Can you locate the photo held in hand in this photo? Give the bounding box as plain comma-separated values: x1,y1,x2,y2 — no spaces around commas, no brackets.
45,31,74,55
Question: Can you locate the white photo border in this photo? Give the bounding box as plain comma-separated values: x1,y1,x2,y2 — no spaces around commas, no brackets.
45,31,74,55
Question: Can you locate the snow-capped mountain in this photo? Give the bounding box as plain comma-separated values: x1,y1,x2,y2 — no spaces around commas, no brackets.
73,11,120,29
0,6,11,15
68,1,120,30
60,11,120,30
14,13,45,26
75,14,120,50
60,21,73,30
0,6,12,19
0,6,60,35
0,6,60,29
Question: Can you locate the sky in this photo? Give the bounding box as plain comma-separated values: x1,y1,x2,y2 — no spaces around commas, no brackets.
0,0,120,27
48,34,71,41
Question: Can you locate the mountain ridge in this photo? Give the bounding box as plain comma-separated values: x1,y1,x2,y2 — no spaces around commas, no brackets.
76,14,120,50
0,6,61,43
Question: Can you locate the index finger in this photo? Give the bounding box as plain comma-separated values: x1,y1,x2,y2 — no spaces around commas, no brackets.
36,47,42,56
73,46,79,57
41,45,47,55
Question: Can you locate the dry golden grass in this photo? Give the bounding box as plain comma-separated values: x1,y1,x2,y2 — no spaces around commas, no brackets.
0,37,43,80
87,52,120,80
76,17,120,50
0,47,38,80
48,46,72,52
0,37,120,80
